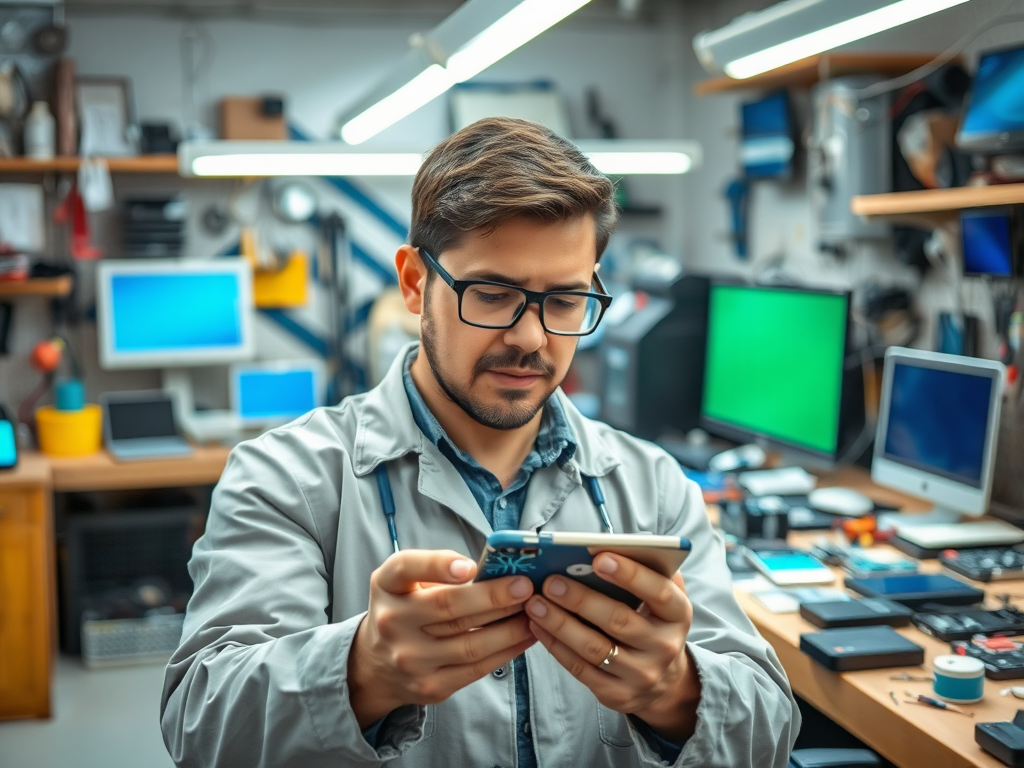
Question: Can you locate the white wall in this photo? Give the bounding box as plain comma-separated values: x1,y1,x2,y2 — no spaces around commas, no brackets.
1,6,693,410
677,0,1024,355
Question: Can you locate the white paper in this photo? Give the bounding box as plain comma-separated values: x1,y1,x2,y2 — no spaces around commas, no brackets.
0,183,44,252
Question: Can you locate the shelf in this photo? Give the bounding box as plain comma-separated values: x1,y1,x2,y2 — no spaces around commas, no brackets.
0,155,178,174
851,183,1024,226
694,52,948,96
0,275,73,298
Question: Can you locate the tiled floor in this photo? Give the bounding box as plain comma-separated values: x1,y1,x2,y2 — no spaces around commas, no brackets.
0,656,175,768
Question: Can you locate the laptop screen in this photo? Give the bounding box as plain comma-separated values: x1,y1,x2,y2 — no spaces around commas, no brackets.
107,397,177,441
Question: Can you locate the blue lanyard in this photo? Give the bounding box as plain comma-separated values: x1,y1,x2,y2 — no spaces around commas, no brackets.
373,464,613,553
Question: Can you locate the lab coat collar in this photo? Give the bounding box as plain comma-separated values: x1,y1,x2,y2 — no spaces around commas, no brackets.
353,342,621,481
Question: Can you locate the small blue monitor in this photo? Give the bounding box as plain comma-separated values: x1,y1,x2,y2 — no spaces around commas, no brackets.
958,43,1024,153
883,362,994,488
741,91,794,179
232,363,322,426
98,259,254,369
962,210,1015,276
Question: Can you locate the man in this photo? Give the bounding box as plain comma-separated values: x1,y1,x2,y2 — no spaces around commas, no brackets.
161,117,799,768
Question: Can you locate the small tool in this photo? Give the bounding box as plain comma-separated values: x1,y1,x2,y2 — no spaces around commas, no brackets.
903,692,974,716
889,690,899,707
890,673,933,682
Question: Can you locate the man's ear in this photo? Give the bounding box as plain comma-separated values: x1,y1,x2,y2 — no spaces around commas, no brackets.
395,245,427,316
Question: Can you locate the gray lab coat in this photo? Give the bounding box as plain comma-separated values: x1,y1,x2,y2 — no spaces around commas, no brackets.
161,343,799,768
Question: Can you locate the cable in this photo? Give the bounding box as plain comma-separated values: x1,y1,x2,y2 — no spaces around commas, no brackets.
855,10,1024,101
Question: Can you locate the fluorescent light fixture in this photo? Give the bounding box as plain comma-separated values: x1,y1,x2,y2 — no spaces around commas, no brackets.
179,140,702,178
179,142,423,177
339,0,591,145
694,0,970,80
576,141,702,176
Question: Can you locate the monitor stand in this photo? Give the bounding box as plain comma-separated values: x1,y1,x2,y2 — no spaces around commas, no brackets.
162,370,240,444
880,506,965,528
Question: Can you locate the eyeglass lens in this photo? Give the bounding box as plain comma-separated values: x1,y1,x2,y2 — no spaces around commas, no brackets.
461,285,601,334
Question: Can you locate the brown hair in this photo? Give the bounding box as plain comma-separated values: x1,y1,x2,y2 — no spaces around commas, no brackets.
410,117,617,263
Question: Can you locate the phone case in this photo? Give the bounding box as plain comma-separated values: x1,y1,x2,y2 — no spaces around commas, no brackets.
475,531,691,609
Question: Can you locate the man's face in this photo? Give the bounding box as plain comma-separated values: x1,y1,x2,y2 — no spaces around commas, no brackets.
420,215,597,430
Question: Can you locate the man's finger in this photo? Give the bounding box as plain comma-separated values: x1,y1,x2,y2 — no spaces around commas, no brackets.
539,575,653,646
592,554,691,624
422,603,525,638
407,575,533,623
425,612,534,666
435,636,539,693
529,621,618,697
373,549,477,594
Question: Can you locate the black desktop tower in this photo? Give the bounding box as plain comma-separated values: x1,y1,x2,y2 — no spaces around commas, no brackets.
599,274,709,439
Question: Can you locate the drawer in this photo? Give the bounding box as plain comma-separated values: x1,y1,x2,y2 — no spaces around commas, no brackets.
0,492,32,526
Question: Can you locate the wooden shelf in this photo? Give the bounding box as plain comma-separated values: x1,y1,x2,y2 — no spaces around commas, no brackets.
851,183,1024,225
0,155,178,174
0,276,73,298
695,52,948,96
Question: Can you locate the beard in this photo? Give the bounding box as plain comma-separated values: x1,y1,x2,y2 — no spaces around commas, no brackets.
420,306,561,431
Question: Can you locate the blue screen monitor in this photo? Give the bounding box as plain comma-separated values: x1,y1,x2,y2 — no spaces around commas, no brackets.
230,361,324,426
957,42,1024,153
872,348,1004,518
961,208,1017,276
740,91,794,180
98,259,255,369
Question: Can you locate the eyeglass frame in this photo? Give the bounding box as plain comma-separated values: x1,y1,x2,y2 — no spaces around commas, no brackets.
417,247,613,337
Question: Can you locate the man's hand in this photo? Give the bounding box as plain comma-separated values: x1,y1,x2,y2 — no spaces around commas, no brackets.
348,549,537,729
525,553,701,743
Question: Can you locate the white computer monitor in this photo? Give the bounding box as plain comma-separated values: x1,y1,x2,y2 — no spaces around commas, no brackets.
872,347,1005,519
97,259,255,370
230,360,325,427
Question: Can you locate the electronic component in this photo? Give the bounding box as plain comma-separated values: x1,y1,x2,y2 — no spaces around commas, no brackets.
952,639,1024,680
941,547,1024,583
845,573,985,608
913,607,1024,642
800,598,913,629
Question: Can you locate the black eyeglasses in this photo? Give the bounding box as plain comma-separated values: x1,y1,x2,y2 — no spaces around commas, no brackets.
418,248,613,337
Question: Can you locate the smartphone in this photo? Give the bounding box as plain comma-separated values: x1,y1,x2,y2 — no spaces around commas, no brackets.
0,404,17,470
474,531,691,609
744,546,835,586
845,573,985,608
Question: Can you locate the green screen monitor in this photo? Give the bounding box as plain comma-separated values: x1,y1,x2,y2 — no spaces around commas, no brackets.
701,283,849,459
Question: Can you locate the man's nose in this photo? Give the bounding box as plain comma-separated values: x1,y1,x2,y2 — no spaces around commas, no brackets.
502,303,546,353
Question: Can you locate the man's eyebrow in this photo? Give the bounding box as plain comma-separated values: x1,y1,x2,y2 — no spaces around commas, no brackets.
461,270,591,292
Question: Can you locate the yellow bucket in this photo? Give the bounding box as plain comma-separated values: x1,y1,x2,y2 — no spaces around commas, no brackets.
36,404,102,458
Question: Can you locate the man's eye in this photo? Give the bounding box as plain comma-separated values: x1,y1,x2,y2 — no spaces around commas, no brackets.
473,289,513,303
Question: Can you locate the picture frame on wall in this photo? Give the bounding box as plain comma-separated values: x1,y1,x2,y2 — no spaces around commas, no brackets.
76,77,138,156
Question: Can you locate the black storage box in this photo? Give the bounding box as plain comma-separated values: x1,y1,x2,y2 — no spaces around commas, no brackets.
799,626,925,671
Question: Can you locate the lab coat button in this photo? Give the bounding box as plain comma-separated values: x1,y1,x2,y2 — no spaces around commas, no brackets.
492,665,508,679
498,498,508,509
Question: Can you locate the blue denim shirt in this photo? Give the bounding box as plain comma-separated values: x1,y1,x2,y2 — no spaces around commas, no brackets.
367,349,682,765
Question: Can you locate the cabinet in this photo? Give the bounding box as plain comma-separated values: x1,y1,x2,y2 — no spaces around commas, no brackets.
0,456,54,720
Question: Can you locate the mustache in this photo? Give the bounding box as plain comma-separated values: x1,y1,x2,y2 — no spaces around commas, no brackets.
474,349,557,379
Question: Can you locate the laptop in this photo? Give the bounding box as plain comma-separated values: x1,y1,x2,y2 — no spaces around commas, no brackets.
101,391,194,462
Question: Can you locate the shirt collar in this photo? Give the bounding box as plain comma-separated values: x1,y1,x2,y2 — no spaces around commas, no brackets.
401,347,576,471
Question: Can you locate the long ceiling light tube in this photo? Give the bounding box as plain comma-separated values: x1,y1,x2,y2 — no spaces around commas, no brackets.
339,0,592,145
178,140,702,178
694,0,971,80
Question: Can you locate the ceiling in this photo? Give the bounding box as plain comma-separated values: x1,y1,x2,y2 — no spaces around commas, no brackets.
61,0,682,25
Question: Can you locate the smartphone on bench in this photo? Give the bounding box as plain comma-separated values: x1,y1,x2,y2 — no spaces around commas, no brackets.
474,531,691,609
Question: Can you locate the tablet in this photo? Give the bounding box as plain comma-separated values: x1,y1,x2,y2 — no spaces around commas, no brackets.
844,573,985,608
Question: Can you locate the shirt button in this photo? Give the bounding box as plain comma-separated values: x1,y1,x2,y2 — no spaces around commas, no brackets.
498,498,508,509
492,665,508,679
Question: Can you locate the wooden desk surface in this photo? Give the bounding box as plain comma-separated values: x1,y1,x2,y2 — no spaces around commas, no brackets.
735,466,1017,768
0,453,51,489
39,446,232,492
